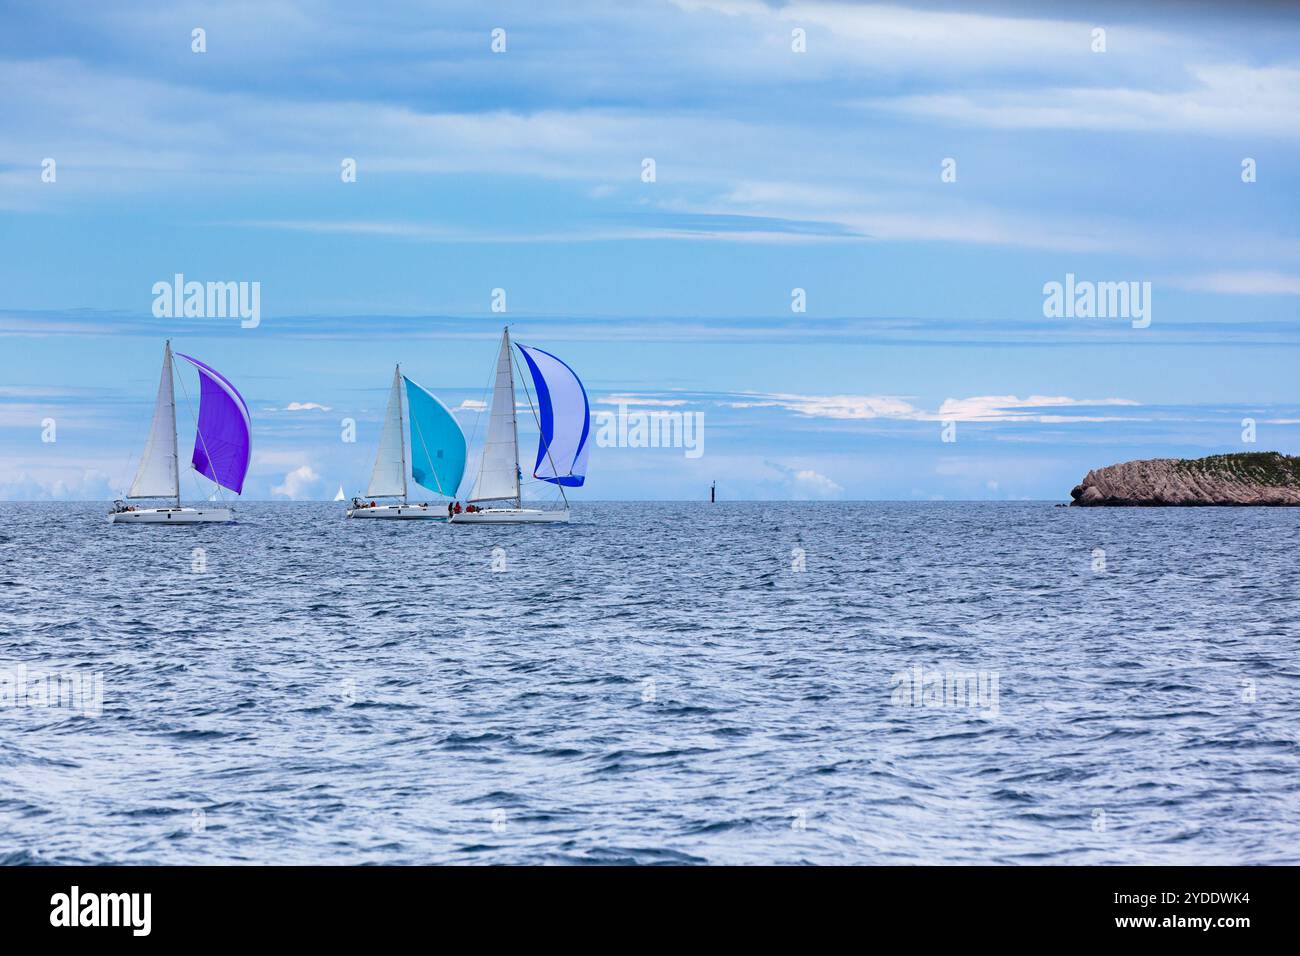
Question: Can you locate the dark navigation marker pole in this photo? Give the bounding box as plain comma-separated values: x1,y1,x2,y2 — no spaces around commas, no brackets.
710,481,716,503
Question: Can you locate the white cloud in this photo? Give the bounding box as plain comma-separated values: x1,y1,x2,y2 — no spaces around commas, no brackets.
282,402,333,412
0,386,95,397
236,218,864,245
598,394,689,407
0,467,117,501
934,395,1140,423
726,393,924,420
869,65,1300,138
0,404,101,428
730,392,1140,423
251,448,319,470
2,16,1291,261
673,0,1163,68
0,58,742,189
791,468,843,499
838,209,1138,254
763,458,845,499
271,464,322,499
1,3,1294,267
455,399,487,412
1168,271,1300,295
723,180,865,209
672,0,1298,155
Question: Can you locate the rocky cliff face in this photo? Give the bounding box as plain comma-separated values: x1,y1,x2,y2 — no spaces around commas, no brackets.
1070,452,1300,506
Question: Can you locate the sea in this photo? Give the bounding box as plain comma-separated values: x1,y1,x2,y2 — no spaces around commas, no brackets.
1,501,1297,865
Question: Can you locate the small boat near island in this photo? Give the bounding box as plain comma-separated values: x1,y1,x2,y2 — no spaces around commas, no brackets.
451,327,590,524
346,365,466,519
110,341,251,524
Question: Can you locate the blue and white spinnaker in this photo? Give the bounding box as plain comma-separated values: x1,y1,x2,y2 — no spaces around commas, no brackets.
516,344,591,487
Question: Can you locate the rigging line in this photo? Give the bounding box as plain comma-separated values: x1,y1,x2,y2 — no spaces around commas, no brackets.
510,347,569,509
175,363,227,506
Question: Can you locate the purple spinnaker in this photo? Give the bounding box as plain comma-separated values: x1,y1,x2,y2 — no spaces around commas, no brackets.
176,353,252,495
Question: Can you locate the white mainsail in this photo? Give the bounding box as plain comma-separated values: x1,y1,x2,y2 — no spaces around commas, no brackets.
468,330,520,504
334,484,346,502
365,366,407,499
128,343,180,500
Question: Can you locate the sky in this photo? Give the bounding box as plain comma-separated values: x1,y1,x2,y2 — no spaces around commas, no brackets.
1,0,1297,501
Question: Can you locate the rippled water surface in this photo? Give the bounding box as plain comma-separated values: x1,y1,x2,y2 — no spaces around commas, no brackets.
2,501,1298,864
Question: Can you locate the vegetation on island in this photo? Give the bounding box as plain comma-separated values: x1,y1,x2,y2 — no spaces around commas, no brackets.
1174,452,1300,488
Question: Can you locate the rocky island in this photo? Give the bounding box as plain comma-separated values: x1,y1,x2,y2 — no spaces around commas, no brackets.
1070,452,1300,506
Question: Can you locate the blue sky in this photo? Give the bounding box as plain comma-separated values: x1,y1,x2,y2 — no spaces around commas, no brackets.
1,0,1297,500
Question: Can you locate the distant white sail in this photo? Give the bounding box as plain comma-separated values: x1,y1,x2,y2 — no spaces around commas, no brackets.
334,484,345,502
468,331,520,503
128,343,180,499
366,366,407,499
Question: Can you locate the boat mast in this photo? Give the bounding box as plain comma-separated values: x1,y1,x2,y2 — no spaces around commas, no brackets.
504,326,521,509
397,363,409,504
167,340,180,509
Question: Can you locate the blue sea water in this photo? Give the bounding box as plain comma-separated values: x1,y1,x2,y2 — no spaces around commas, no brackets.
1,501,1297,865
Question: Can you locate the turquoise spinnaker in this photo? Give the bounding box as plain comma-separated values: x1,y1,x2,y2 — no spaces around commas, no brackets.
403,376,467,498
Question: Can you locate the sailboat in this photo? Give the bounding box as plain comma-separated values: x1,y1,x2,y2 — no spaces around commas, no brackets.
334,484,346,502
451,327,590,524
109,341,251,524
346,364,466,519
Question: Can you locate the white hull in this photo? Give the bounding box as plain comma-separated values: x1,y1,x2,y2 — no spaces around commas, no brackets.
449,508,569,524
346,503,446,520
109,506,233,524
